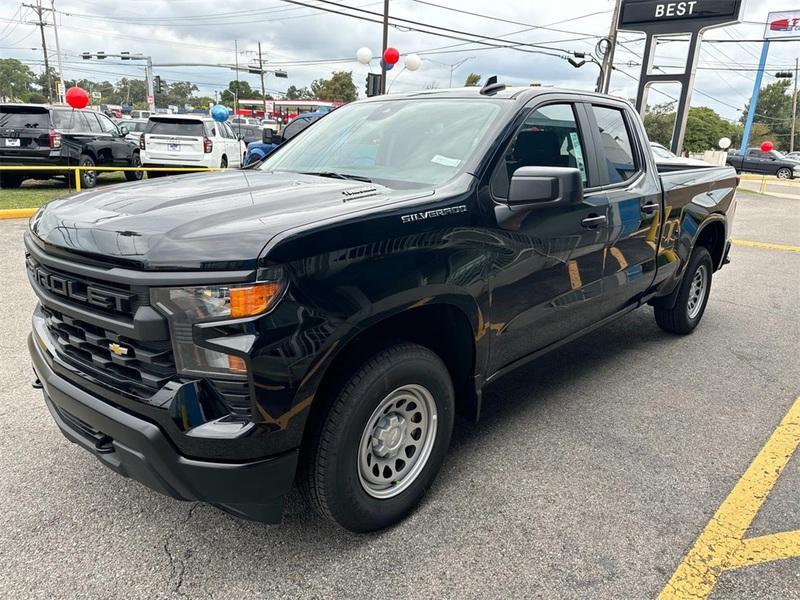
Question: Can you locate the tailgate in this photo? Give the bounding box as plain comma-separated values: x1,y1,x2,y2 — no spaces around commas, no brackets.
145,134,204,160
0,106,51,157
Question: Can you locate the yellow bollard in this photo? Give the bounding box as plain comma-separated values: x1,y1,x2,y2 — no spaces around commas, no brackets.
74,167,81,192
760,176,767,194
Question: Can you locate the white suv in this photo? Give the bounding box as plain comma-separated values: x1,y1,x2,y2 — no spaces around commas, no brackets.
140,115,246,169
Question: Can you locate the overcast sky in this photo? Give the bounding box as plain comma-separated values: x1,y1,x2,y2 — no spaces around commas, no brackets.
1,0,798,121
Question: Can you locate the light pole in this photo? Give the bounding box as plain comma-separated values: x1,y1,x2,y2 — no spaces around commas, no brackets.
424,56,476,88
791,58,798,153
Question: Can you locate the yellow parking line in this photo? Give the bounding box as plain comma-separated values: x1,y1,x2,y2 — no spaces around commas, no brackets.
733,240,800,253
659,395,800,599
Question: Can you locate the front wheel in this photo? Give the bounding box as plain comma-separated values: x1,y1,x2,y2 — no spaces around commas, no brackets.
299,343,454,532
0,173,23,188
776,167,792,180
654,246,713,334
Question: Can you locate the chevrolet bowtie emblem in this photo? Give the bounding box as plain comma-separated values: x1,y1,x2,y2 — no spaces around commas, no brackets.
108,342,129,356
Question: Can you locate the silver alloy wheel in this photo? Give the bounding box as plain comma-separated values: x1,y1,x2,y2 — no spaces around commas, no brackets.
777,168,792,180
357,384,438,499
687,264,708,320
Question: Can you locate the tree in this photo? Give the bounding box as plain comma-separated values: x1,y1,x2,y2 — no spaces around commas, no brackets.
220,80,255,104
0,58,35,101
464,73,481,87
741,80,792,149
643,102,677,147
309,71,357,102
286,84,313,100
188,96,214,109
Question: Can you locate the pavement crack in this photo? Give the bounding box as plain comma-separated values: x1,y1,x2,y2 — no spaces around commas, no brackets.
162,503,198,598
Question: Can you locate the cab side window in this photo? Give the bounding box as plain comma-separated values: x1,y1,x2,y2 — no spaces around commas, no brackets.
492,103,588,199
591,105,637,184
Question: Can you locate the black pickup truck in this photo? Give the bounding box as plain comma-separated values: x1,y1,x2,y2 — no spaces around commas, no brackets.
726,147,800,179
26,85,737,532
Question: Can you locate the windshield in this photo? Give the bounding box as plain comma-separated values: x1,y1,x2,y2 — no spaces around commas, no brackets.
260,99,503,187
770,150,786,159
651,144,676,159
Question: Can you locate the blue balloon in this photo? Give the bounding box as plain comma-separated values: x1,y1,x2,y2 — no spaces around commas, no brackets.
211,104,229,122
380,59,394,71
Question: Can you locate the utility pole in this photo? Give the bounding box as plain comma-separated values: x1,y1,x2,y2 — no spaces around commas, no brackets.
597,0,622,94
258,42,267,118
234,39,240,114
380,0,389,94
791,57,798,153
50,0,65,102
24,1,53,102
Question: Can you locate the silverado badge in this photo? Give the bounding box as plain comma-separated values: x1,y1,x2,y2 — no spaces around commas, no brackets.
108,342,129,357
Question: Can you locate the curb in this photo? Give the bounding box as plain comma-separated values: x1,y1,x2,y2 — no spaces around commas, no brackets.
0,208,37,220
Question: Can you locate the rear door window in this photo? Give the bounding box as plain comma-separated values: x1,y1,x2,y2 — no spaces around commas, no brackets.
591,105,638,184
146,119,205,137
0,107,50,129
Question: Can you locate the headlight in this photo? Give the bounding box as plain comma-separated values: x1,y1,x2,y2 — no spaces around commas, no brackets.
151,281,283,377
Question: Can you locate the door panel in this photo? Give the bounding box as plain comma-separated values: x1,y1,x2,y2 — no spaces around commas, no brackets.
486,101,608,374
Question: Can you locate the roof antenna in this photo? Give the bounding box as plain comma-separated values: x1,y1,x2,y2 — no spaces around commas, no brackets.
480,75,506,96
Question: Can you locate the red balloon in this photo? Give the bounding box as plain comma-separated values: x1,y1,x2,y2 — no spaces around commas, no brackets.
760,140,774,152
65,86,90,109
383,47,400,65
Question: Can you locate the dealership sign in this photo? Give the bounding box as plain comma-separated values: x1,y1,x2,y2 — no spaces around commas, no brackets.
765,10,800,39
619,0,742,30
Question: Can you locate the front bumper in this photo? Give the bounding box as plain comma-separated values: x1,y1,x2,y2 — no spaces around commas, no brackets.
29,331,298,523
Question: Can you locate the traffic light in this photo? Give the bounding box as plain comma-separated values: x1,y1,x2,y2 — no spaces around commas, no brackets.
775,71,794,78
366,73,382,97
154,75,165,94
121,51,130,61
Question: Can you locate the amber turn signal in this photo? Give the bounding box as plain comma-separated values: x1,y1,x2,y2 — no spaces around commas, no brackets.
230,282,282,318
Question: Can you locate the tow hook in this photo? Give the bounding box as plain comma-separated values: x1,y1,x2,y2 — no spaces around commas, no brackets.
32,378,43,390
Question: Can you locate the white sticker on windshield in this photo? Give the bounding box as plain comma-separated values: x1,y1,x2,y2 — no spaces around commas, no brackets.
431,154,461,168
569,132,587,182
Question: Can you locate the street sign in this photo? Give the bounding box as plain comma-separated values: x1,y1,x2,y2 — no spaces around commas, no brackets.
91,91,101,99
765,10,800,40
619,0,742,31
147,95,154,104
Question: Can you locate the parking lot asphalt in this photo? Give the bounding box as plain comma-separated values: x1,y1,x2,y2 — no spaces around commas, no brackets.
0,189,798,599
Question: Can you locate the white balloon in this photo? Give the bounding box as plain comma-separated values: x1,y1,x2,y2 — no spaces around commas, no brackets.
356,47,373,65
404,53,422,71
718,137,732,150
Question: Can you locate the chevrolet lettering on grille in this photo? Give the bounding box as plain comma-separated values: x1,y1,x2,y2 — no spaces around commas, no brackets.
26,256,134,313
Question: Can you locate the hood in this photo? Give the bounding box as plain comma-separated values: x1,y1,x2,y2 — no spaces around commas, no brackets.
31,170,431,270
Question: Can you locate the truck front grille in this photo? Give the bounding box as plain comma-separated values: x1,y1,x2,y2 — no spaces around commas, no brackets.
42,307,176,399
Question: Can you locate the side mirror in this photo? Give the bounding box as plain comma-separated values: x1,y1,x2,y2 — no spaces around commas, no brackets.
262,128,273,144
508,166,583,208
119,125,129,136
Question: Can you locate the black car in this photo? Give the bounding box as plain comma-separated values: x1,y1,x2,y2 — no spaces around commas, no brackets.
726,147,800,179
0,103,143,189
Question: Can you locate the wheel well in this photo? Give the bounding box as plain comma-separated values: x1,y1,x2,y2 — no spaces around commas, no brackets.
306,304,479,438
695,220,725,270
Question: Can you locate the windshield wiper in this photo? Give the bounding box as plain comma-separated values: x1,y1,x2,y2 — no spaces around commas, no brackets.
299,171,372,183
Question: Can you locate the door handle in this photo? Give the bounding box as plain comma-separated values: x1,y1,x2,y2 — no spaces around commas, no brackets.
581,215,607,228
641,201,660,214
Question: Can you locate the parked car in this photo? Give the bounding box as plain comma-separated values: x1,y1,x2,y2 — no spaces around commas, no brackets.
230,116,261,127
726,147,800,179
228,124,263,145
650,142,710,168
0,103,142,188
129,110,152,120
784,151,800,161
140,115,246,170
243,111,326,166
261,118,280,133
117,118,147,145
26,86,736,532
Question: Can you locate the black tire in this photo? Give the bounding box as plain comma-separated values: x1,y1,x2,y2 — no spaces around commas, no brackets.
654,247,713,334
220,156,228,169
299,343,455,532
776,167,792,180
125,152,143,181
0,173,24,188
78,154,97,188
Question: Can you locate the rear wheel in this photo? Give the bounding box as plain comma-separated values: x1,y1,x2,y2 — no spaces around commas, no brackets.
0,173,24,188
78,154,97,188
125,152,143,181
654,246,713,334
776,167,792,180
299,343,454,532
